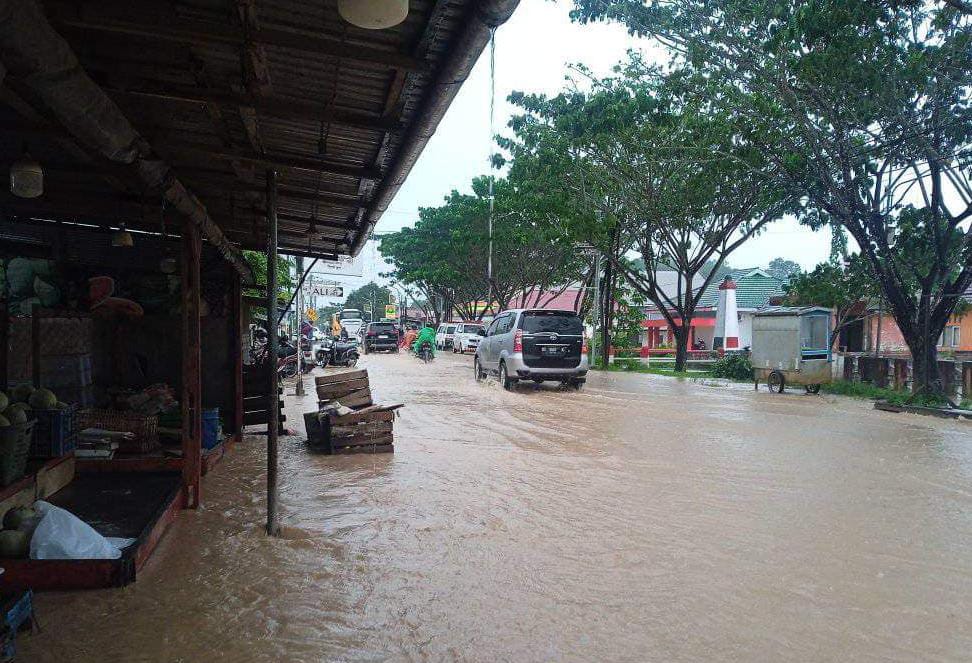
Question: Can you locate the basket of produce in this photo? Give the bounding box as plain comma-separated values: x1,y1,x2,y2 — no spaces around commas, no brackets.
0,420,35,486
77,409,159,454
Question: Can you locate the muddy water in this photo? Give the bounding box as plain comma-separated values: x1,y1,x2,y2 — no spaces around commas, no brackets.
21,353,972,662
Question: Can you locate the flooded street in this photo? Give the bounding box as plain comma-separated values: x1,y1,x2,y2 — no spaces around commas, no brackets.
21,352,972,662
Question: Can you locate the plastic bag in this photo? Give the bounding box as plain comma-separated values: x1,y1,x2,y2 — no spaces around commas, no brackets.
29,501,132,560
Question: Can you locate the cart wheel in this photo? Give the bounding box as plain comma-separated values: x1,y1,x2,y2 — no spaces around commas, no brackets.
805,384,820,394
767,370,785,394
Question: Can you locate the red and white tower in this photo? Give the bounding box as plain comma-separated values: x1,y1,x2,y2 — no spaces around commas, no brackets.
713,276,739,350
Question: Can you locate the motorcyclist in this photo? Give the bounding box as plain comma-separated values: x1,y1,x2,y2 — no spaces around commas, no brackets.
412,324,436,357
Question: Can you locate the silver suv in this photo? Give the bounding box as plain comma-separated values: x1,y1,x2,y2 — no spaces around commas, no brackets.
474,309,588,389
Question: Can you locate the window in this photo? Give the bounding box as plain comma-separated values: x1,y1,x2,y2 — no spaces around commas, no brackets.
520,311,584,335
802,315,829,350
953,326,961,347
485,318,500,336
446,325,456,334
496,314,514,335
464,324,484,335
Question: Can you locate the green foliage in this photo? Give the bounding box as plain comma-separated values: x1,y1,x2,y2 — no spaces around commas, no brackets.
785,255,880,345
379,176,587,320
766,258,802,282
709,354,754,380
242,251,294,294
504,61,794,371
567,0,972,394
344,282,391,321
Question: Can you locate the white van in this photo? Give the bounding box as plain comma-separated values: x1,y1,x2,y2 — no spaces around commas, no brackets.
452,321,485,354
435,323,457,350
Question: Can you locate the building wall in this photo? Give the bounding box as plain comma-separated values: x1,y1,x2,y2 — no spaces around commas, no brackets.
739,312,754,349
946,311,972,352
864,313,909,352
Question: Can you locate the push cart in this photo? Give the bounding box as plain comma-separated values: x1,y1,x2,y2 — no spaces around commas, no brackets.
751,306,833,394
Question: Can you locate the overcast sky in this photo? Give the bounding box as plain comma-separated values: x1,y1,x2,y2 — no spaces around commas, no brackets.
372,0,836,271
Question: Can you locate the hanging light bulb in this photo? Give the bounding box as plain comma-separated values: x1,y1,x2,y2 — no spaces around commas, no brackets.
112,223,134,248
337,0,408,30
10,146,43,198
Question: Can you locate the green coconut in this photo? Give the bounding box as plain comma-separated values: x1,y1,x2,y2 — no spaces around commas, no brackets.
0,530,29,559
3,506,36,531
0,392,8,412
3,407,26,425
28,388,57,410
11,384,33,404
0,415,11,428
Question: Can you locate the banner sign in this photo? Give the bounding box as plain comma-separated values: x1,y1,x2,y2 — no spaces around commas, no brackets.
314,255,363,278
385,304,398,319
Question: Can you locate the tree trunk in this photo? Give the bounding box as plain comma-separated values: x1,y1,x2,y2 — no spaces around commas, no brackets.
673,325,689,372
904,328,942,397
600,259,614,368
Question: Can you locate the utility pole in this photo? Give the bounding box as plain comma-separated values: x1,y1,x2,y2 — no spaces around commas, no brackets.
265,168,280,537
295,255,305,397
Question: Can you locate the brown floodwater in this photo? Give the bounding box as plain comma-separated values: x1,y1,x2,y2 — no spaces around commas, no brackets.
20,352,972,662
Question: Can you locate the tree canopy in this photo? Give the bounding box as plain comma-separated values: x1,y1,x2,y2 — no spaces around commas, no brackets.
569,0,972,395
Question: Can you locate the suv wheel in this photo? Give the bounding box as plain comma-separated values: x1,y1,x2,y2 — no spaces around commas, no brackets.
499,362,515,391
474,357,485,382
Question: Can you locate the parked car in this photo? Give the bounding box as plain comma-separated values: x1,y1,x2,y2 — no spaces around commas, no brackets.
362,322,400,353
435,323,458,350
474,309,588,389
452,322,485,354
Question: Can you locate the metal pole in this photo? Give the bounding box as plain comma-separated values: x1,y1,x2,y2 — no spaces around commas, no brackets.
295,255,305,397
265,169,280,537
592,254,601,365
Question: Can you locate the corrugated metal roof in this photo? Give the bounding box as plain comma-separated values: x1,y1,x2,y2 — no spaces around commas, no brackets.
0,0,512,260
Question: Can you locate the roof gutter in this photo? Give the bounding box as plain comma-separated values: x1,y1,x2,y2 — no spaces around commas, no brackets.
0,0,254,283
351,0,521,255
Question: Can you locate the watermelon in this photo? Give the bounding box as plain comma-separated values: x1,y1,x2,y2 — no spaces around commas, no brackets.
3,506,36,531
4,407,26,425
0,530,29,558
28,388,57,410
11,384,33,404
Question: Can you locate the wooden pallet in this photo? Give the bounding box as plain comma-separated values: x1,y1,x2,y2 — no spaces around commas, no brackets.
305,403,401,455
315,369,371,405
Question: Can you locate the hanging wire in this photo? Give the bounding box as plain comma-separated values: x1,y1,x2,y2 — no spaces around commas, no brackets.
487,26,497,309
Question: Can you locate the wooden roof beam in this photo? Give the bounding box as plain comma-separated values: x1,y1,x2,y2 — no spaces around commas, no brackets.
102,83,400,133
0,0,254,282
160,141,380,181
51,15,430,73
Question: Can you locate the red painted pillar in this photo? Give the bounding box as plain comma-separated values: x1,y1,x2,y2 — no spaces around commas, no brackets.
181,223,202,508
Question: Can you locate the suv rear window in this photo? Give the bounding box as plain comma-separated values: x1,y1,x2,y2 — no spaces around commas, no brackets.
370,323,395,332
464,324,484,334
520,312,583,334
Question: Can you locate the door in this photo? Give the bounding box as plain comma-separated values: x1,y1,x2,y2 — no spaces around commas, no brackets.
482,316,503,368
519,311,584,368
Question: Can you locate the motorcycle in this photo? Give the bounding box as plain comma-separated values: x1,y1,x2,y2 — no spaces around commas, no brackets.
299,337,315,374
415,340,434,364
318,336,359,368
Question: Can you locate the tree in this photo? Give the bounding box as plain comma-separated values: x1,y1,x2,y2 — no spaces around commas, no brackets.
766,258,802,283
344,282,391,321
379,177,587,322
505,65,793,370
569,1,972,397
784,255,880,349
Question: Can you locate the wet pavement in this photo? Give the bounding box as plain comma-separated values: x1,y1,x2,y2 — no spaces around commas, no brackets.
20,351,972,662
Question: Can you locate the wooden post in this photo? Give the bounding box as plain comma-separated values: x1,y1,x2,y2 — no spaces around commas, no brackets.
266,169,280,537
181,222,203,508
231,272,244,438
0,295,8,391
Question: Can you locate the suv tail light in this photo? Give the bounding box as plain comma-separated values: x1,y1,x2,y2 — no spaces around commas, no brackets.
513,329,523,353
582,334,588,354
